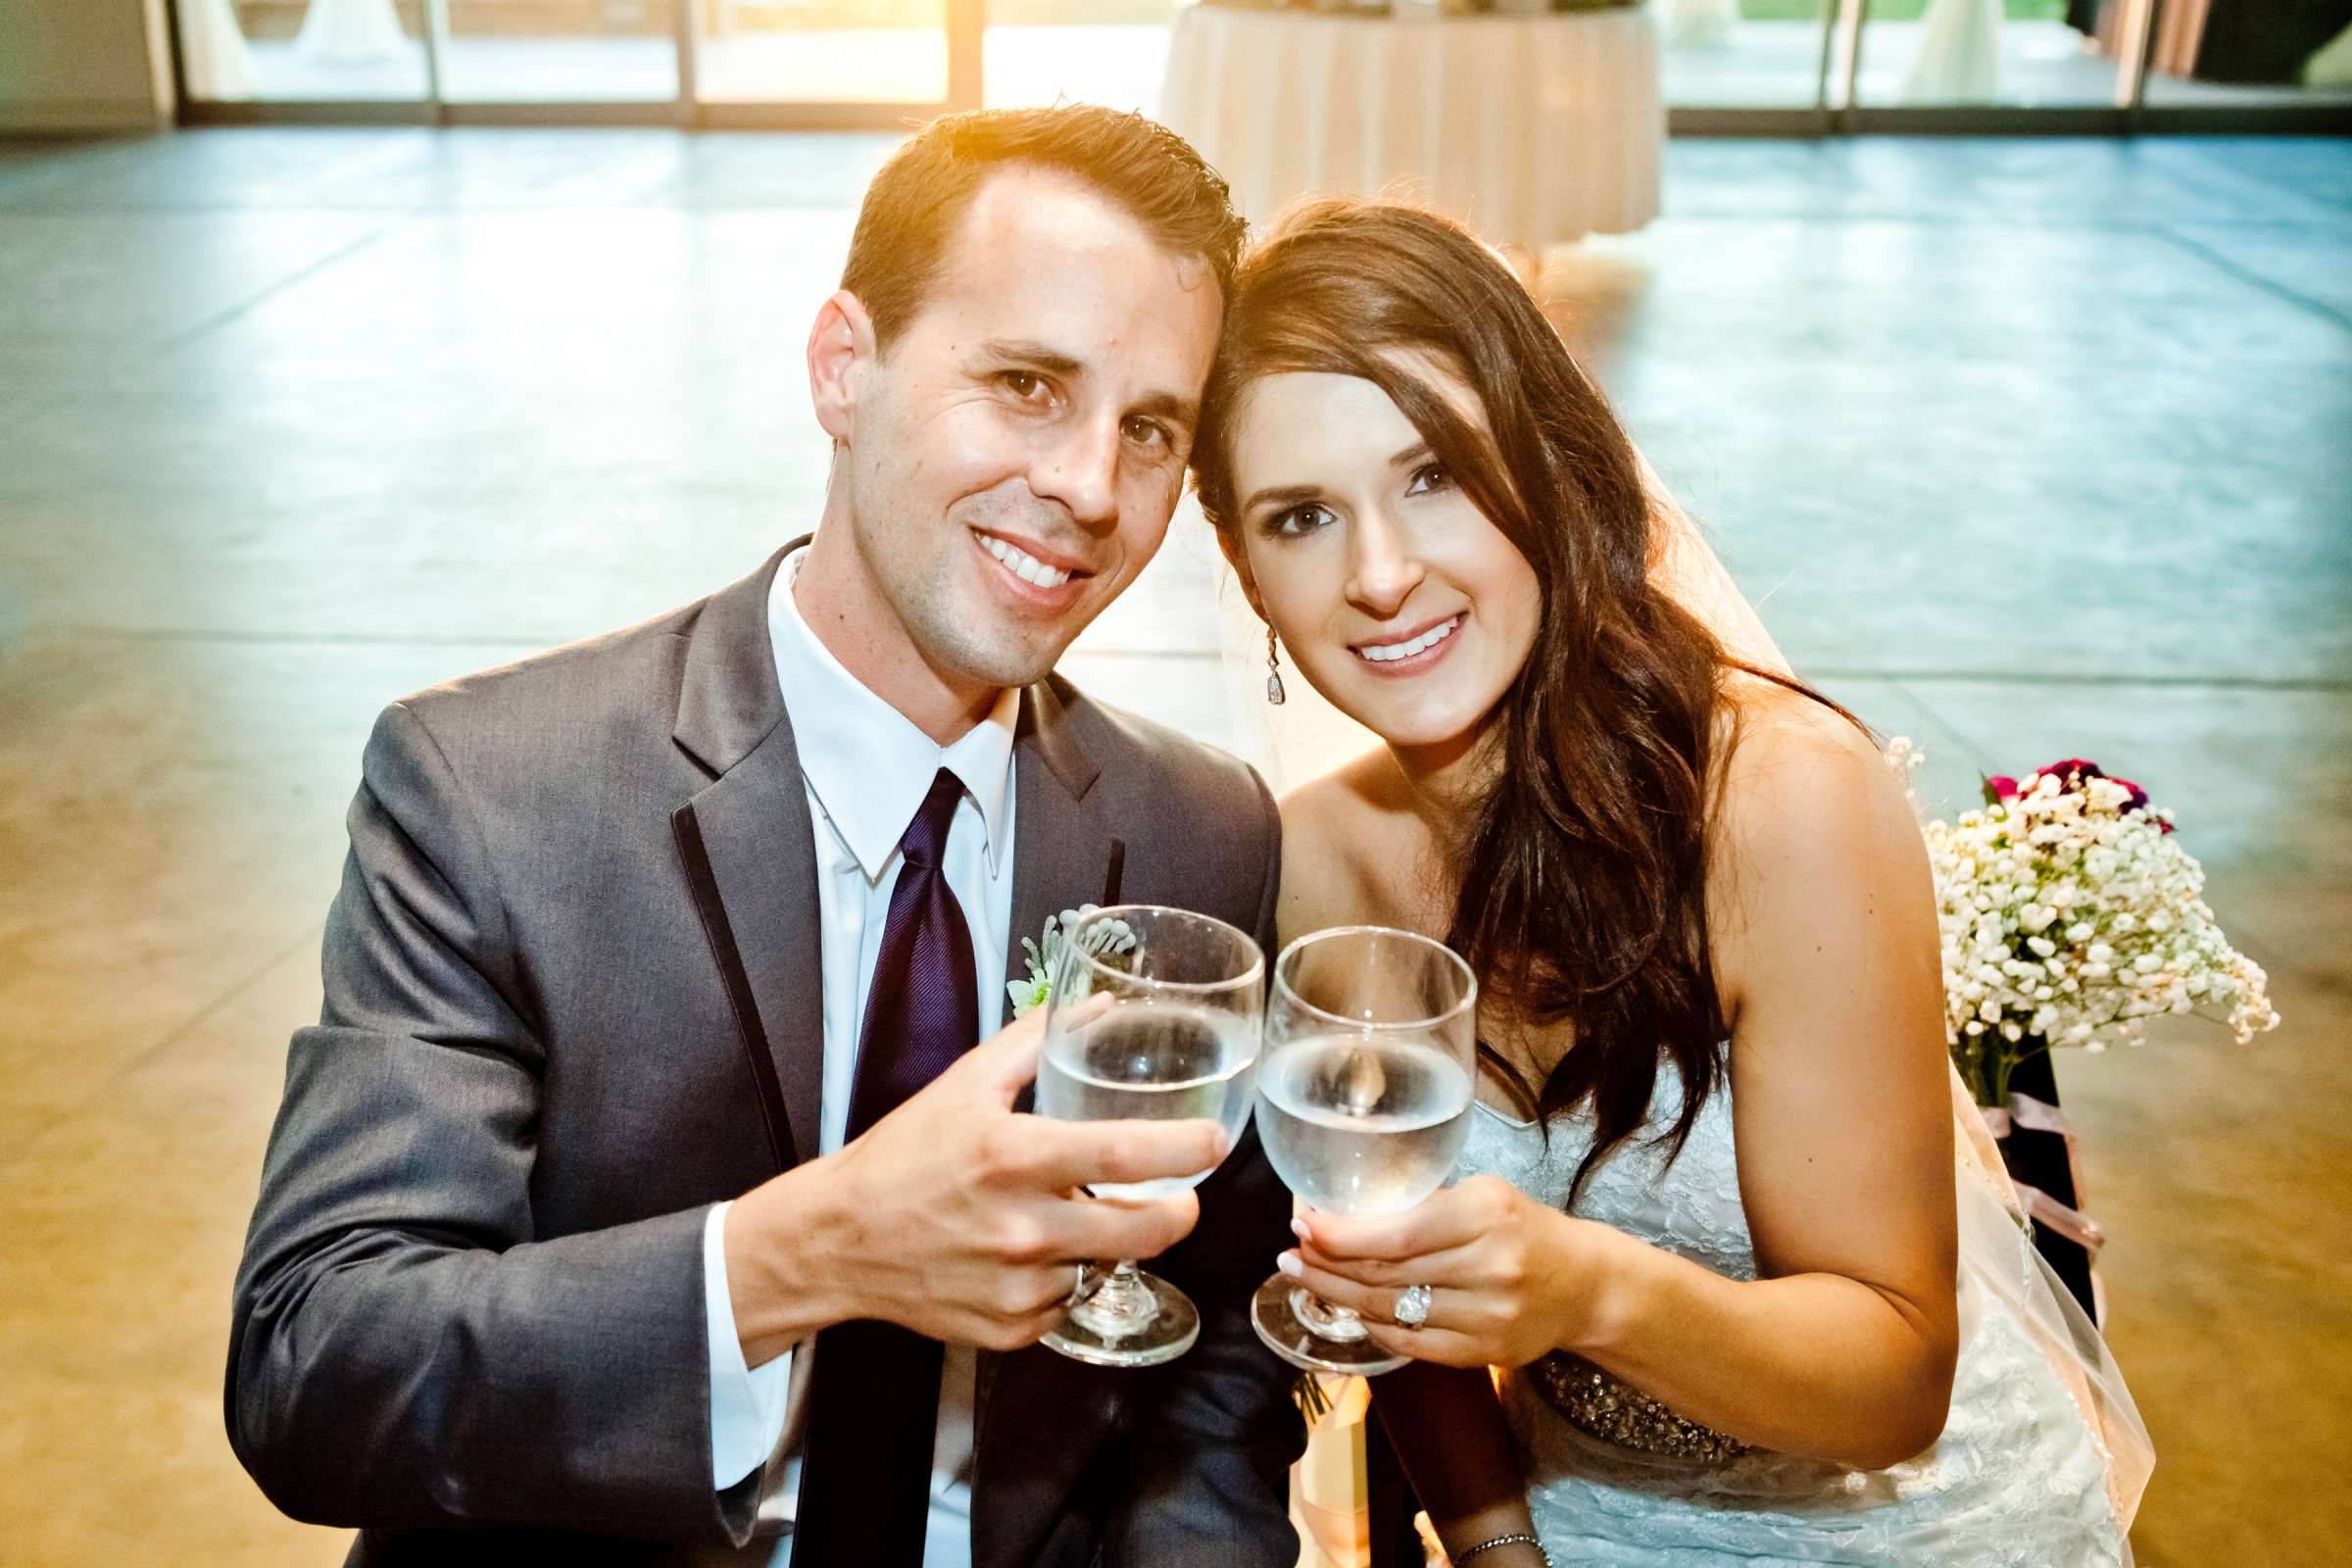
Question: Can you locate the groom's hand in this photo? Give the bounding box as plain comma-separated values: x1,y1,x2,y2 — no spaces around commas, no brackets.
723,1007,1229,1364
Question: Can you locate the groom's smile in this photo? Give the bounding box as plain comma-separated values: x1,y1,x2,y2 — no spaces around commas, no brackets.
971,523,1096,603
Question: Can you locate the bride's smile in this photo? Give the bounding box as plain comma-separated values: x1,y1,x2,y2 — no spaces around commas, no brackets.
1351,611,1462,667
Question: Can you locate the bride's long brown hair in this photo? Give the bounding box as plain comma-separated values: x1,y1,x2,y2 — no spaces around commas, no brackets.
1194,199,1847,1200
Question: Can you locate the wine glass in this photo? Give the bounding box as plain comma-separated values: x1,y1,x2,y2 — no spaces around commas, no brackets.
1034,905,1264,1367
1250,925,1478,1375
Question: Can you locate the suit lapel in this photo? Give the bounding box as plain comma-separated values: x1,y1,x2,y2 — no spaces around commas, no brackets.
671,547,825,1172
998,680,1110,1031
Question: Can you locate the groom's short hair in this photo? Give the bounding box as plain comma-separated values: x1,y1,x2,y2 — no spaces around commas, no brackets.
841,105,1245,351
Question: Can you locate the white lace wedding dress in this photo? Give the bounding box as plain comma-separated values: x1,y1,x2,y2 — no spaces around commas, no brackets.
1462,1065,2141,1567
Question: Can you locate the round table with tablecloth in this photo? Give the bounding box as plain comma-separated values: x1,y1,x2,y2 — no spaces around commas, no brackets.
1159,3,1662,252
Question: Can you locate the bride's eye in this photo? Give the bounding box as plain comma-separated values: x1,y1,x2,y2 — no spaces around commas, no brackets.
1264,504,1336,539
1405,462,1450,496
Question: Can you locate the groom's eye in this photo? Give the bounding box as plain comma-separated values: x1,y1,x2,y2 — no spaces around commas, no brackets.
1121,416,1172,452
999,370,1051,404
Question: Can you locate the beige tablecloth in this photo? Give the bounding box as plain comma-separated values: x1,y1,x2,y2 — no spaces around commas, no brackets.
1160,4,1662,251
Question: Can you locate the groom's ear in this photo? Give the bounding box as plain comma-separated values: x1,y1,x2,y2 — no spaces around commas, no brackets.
808,290,878,444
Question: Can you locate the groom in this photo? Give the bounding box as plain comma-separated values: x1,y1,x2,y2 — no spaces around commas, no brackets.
227,107,1302,1566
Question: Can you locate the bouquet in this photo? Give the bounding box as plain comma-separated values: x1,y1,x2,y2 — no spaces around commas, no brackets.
1888,742,2278,1108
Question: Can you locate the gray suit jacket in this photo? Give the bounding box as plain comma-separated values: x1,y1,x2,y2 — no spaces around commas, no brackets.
227,548,1304,1566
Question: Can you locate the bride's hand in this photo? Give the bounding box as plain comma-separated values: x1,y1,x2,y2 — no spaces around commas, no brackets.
1284,1175,1621,1369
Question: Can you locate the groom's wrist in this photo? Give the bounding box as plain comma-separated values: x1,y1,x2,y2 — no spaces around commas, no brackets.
724,1154,862,1365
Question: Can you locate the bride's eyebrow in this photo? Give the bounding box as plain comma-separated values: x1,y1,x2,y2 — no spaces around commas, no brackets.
1390,441,1436,470
1243,482,1323,514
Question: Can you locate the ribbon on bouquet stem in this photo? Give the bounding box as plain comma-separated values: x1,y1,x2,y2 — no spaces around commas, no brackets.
1978,1092,2108,1260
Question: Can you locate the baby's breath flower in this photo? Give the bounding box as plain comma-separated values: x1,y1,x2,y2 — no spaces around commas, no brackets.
1883,740,2279,1100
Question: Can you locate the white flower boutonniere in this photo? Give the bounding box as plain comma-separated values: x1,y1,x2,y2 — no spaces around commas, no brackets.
1007,905,1138,1017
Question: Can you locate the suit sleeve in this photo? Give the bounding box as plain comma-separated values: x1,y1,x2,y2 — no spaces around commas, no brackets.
1099,764,1305,1566
224,701,760,1544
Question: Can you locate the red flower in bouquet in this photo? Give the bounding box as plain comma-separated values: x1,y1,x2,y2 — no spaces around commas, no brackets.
1984,760,2168,832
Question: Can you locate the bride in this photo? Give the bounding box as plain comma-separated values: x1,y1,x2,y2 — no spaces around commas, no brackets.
1190,198,2149,1566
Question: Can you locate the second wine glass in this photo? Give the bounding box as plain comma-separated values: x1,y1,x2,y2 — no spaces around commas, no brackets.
1250,924,1479,1376
1033,904,1264,1367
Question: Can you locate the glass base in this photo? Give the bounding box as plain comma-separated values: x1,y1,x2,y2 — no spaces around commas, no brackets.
1250,1272,1409,1375
1041,1264,1200,1368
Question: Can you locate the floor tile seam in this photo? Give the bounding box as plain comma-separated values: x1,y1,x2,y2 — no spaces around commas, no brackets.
1876,673,1991,770
157,207,422,355
390,197,867,213
2146,221,2352,337
27,626,561,651
0,198,871,216
1627,210,2304,232
1804,667,2352,692
0,923,324,1183
27,626,1236,659
4,203,2321,229
2144,139,2352,228
6,201,2309,227
18,630,2350,686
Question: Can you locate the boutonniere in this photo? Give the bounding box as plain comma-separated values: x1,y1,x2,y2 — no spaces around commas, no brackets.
1007,905,1138,1016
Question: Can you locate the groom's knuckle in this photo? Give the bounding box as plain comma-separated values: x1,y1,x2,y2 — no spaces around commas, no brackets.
1114,1208,1178,1259
974,1121,1028,1182
977,1315,1033,1350
1099,1137,1158,1184
995,1215,1051,1264
994,1269,1059,1320
988,1272,1035,1318
1150,1203,1197,1252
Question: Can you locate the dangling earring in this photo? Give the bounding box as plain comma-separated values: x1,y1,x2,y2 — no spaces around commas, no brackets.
1264,625,1286,706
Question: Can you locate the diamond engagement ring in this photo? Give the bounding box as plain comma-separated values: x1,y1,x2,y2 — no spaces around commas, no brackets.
1394,1284,1433,1330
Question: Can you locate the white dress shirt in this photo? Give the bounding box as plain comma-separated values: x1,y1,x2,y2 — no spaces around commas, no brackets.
699,545,1019,1567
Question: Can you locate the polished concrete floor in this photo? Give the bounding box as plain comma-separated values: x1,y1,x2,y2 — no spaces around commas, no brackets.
1,128,2347,1565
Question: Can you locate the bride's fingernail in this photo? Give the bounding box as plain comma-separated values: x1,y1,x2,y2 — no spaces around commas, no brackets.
1276,1250,1303,1279
1290,1217,1311,1242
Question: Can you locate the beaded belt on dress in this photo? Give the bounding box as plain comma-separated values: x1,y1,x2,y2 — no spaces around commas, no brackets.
1529,1350,1750,1465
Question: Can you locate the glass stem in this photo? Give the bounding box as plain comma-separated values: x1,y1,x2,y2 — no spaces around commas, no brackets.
1292,1288,1369,1344
1068,1259,1160,1340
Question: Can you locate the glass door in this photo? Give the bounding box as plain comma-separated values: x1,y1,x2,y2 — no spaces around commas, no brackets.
175,0,432,106
981,0,1178,111
1847,0,2137,109
692,0,979,121
437,0,682,104
173,0,974,123
1660,0,1841,112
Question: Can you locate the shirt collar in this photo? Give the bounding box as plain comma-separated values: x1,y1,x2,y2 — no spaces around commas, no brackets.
768,545,1018,881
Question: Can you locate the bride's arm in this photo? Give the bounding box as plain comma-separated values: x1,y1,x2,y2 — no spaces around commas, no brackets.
1370,1365,1545,1567
1287,710,1961,1472
1564,710,1959,1465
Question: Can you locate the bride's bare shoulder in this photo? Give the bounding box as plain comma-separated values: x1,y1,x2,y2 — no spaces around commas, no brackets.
1715,676,1892,807
1276,750,1408,944
1708,676,1928,925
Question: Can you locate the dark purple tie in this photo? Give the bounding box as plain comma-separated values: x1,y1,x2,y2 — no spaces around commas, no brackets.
792,769,979,1568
